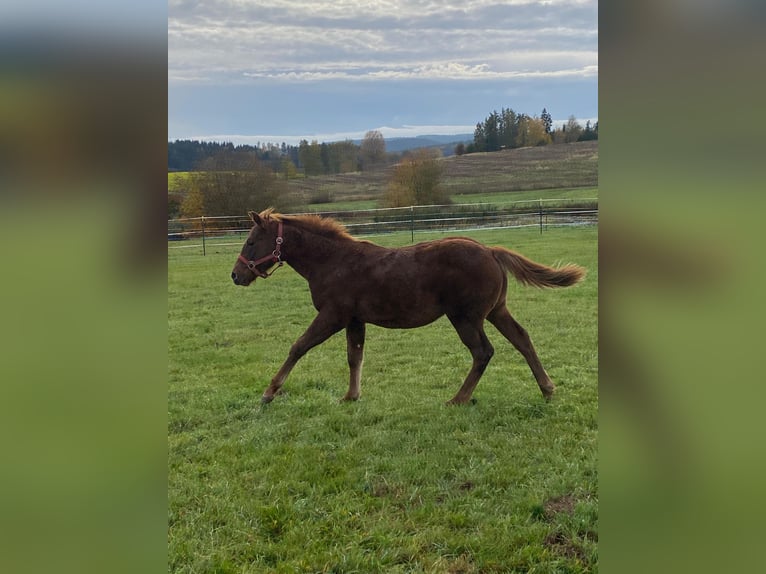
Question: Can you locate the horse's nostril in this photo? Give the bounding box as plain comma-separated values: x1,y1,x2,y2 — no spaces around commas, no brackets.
231,272,237,281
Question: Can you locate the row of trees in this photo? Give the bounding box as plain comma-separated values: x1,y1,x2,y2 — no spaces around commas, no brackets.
169,108,596,218
173,142,444,218
169,130,391,176
296,130,387,176
169,111,597,177
465,108,598,154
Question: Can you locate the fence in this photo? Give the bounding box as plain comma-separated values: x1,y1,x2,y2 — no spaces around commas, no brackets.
168,198,598,255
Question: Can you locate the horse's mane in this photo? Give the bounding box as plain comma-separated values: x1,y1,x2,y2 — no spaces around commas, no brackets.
261,208,355,241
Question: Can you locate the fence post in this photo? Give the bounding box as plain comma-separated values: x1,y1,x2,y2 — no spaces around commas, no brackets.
539,200,543,235
201,216,206,256
410,205,414,243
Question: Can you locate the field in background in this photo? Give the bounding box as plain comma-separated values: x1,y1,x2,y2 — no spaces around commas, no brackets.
168,141,598,212
168,171,191,192
300,187,599,214
290,141,597,208
168,225,598,572
451,186,597,206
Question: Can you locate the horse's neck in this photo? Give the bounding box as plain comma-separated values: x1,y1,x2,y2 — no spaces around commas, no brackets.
284,225,352,280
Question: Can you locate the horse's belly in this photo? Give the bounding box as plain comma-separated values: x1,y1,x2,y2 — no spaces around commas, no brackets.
358,295,442,329
367,313,442,329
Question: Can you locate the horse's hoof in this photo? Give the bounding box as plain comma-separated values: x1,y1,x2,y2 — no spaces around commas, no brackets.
261,395,274,404
446,397,476,406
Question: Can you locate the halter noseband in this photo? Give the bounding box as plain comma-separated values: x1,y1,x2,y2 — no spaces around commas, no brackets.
237,221,284,279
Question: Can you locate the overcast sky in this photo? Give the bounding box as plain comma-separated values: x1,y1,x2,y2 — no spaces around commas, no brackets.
168,0,598,145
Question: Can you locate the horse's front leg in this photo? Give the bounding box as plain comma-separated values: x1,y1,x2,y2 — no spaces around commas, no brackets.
262,312,345,403
342,318,366,401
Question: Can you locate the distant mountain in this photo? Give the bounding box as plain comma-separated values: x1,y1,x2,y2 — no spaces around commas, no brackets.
352,134,474,155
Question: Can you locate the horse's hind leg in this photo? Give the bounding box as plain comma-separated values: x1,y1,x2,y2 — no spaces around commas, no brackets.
487,305,556,400
447,315,495,405
342,318,365,401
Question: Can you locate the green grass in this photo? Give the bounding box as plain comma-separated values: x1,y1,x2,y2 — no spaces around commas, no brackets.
168,225,598,573
452,187,598,206
297,188,598,214
169,171,192,192
301,199,381,212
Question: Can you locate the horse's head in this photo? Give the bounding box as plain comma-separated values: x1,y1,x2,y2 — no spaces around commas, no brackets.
231,210,283,286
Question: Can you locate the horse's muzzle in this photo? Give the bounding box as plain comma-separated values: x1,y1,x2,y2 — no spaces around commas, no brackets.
231,271,252,286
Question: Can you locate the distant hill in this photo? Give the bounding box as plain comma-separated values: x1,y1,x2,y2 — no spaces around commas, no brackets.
286,140,599,204
168,133,475,171
352,134,474,155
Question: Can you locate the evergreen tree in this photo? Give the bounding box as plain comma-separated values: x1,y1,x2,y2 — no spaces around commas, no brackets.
541,108,553,135
473,122,487,152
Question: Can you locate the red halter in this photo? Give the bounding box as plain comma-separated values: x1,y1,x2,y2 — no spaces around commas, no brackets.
237,221,284,278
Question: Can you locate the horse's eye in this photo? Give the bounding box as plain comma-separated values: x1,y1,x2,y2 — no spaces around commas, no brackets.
247,240,254,246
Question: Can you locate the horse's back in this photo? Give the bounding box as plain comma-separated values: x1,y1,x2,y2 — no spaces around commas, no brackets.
339,238,506,327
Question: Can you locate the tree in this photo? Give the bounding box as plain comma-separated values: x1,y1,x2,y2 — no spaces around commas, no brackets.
514,114,531,147
564,115,583,143
359,130,386,170
527,117,551,146
281,157,298,179
578,120,599,141
384,149,448,207
541,108,553,135
454,142,466,156
189,148,294,216
168,191,183,219
298,139,323,176
179,186,205,220
325,139,358,173
472,122,487,152
484,111,500,151
500,107,518,149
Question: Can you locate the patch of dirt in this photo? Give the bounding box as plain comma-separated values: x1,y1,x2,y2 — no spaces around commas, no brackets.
544,531,588,563
543,494,577,519
539,492,597,565
446,553,476,574
458,480,475,491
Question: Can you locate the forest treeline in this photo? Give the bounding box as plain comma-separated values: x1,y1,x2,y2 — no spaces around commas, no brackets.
465,108,597,154
168,108,596,173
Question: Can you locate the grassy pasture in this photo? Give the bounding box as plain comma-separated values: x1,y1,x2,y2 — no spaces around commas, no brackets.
298,187,599,214
168,141,598,213
169,171,192,192
168,225,598,572
451,187,598,206
288,141,598,208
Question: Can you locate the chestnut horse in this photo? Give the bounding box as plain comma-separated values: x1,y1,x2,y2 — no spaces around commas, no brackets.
231,209,585,405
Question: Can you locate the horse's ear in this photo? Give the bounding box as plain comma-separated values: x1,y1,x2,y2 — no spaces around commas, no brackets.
249,210,264,228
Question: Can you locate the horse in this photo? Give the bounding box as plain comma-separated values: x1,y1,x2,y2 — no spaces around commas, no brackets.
231,209,585,405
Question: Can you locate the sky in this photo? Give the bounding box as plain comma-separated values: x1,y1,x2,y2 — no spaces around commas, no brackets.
168,0,598,146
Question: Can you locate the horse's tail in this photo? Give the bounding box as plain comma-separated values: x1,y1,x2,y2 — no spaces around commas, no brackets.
491,247,586,288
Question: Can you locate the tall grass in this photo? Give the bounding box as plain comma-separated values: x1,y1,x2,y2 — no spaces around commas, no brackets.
168,226,597,572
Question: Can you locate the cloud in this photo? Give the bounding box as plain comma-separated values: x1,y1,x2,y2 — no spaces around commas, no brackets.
168,0,598,141
239,62,597,82
168,0,597,85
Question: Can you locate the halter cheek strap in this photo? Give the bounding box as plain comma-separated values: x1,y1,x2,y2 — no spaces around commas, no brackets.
237,221,284,278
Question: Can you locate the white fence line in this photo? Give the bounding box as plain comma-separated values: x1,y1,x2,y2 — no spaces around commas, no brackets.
168,199,598,253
